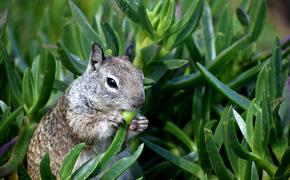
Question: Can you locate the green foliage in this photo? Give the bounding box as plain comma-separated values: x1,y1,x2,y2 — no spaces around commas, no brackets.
0,0,289,179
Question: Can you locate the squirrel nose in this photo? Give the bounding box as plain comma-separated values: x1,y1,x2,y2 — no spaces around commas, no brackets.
131,96,144,108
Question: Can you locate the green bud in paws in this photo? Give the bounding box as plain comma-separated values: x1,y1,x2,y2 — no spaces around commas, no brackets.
122,111,137,124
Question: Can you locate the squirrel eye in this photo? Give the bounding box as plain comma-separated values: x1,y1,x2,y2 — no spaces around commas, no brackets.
106,77,118,89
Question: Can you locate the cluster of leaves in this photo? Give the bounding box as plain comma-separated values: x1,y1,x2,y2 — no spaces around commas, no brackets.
0,0,289,179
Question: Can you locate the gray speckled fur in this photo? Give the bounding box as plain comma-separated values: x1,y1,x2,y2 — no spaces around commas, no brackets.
27,44,148,179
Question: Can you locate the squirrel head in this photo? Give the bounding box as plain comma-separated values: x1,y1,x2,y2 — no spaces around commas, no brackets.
68,43,145,112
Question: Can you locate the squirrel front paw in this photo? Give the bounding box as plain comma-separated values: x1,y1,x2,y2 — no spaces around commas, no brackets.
129,115,148,133
107,110,125,128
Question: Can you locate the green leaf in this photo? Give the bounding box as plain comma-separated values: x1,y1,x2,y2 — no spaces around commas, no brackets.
147,63,167,82
102,23,119,56
29,53,56,120
186,36,202,63
274,147,290,179
0,106,23,143
0,100,8,112
228,62,262,89
0,9,8,40
245,102,261,148
115,0,153,36
201,1,216,62
91,125,128,176
115,0,139,24
252,109,265,156
232,109,249,144
40,153,56,180
100,144,144,180
168,0,204,48
59,143,85,180
197,121,212,172
143,77,155,86
0,123,37,176
156,0,175,38
226,120,277,176
226,120,257,161
164,121,195,151
215,5,233,53
236,7,250,26
167,0,201,36
249,0,266,41
250,162,259,180
140,45,161,64
162,34,251,91
196,62,251,110
72,155,101,180
213,105,231,150
53,80,69,92
223,112,240,176
57,42,86,75
69,0,105,48
142,138,204,179
22,68,34,110
204,129,234,179
269,38,282,99
137,1,154,36
0,42,23,105
163,59,188,70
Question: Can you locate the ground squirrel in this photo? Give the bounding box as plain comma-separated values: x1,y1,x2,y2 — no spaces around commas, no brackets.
27,43,149,179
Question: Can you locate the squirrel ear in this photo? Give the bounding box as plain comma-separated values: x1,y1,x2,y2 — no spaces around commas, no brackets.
90,42,104,69
125,43,134,62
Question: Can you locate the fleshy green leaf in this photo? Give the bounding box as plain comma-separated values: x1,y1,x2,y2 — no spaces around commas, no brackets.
163,59,188,70
22,68,34,110
143,77,155,86
100,144,144,180
236,7,250,26
196,62,251,110
162,34,251,90
0,42,23,105
167,0,204,48
215,5,233,53
167,0,201,36
0,123,37,176
40,153,56,180
232,109,249,143
57,42,86,75
59,143,86,180
164,121,195,151
72,155,101,180
201,1,216,62
274,147,290,179
269,38,282,99
90,125,128,177
251,162,259,180
249,0,266,41
69,0,105,48
226,120,257,161
0,9,8,40
213,105,231,150
204,129,234,179
0,106,23,143
29,53,56,120
142,138,204,179
102,23,119,56
140,45,161,64
156,0,175,38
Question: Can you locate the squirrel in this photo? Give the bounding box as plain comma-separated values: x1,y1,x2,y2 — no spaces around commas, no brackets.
27,43,148,179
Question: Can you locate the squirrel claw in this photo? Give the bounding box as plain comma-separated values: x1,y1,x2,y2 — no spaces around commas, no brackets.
128,115,148,133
